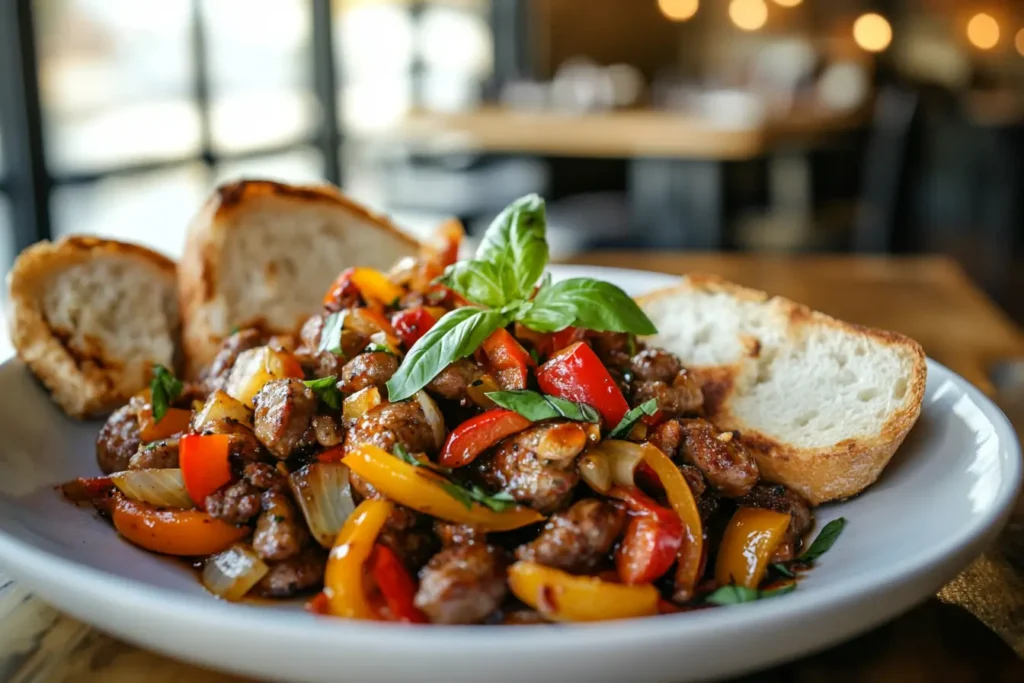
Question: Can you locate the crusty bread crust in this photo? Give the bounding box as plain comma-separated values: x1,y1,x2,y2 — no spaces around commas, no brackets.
179,180,420,377
637,274,927,505
8,236,178,419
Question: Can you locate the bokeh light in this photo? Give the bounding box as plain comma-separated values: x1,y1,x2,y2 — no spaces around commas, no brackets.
966,13,1000,50
1014,27,1024,56
852,13,893,53
729,0,768,32
773,0,802,7
658,0,699,22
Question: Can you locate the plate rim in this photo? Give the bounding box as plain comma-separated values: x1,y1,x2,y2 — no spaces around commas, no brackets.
0,265,1020,657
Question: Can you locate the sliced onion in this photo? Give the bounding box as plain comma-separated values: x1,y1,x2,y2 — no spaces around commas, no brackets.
415,390,446,450
387,256,420,286
342,386,381,424
591,440,646,488
111,468,193,509
192,389,253,432
202,543,269,601
289,462,357,548
578,452,612,493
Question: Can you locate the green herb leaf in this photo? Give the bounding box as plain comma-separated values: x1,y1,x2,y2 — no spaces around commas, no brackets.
704,582,796,606
386,306,511,402
521,277,658,335
486,389,599,423
771,563,796,578
438,260,508,308
393,444,451,474
317,311,346,356
797,517,846,563
149,365,183,423
475,194,549,302
527,347,541,364
607,399,659,439
364,343,395,356
303,376,343,410
438,480,518,513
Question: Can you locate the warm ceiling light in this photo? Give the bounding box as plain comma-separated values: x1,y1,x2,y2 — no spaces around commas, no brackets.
658,0,699,22
1017,28,1024,56
852,13,893,53
773,0,802,7
967,13,1000,50
729,0,768,32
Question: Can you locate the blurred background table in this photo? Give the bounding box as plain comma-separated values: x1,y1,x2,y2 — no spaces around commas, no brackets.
1,252,1022,683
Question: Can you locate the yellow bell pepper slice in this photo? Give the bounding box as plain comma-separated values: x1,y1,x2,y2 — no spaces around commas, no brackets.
640,443,704,601
508,561,659,622
715,507,791,589
342,445,544,531
349,267,405,307
324,498,394,619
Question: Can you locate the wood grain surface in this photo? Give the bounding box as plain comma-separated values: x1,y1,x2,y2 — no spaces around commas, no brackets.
2,253,1022,682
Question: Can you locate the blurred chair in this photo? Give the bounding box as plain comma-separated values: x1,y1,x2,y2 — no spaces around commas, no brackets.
852,85,923,253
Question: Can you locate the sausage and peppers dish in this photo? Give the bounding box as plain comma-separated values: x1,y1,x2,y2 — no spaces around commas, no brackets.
64,195,843,624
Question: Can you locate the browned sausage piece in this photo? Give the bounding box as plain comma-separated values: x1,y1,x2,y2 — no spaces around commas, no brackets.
736,482,814,559
591,332,635,370
205,480,262,525
679,418,759,498
425,359,483,402
629,348,681,383
632,371,703,418
201,329,266,393
253,490,308,561
414,544,509,624
474,422,586,514
253,379,318,460
434,520,487,548
515,499,626,573
128,439,179,470
339,351,399,394
255,547,326,598
376,505,440,573
96,404,141,474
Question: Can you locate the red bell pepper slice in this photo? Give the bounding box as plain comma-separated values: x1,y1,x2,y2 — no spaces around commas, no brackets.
391,307,438,349
369,544,428,623
610,486,683,584
551,326,585,352
439,408,532,468
179,434,233,508
61,476,115,503
481,328,534,390
536,342,629,427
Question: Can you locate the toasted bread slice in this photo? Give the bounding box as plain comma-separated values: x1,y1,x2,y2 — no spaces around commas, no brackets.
8,236,179,419
178,180,419,376
637,275,926,505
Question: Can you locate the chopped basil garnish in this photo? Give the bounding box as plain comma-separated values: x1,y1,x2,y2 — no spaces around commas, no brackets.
486,389,600,423
607,399,659,439
393,444,451,474
438,481,518,513
364,342,395,356
317,311,346,356
303,376,343,410
704,583,796,606
149,365,183,423
770,562,796,578
797,517,847,563
386,194,658,402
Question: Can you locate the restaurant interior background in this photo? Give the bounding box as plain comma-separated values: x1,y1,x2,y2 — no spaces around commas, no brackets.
0,0,1021,323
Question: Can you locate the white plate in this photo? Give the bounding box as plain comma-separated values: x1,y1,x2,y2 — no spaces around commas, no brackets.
0,265,1020,683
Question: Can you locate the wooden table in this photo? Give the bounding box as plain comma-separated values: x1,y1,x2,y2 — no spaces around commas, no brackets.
2,254,1022,682
369,106,868,249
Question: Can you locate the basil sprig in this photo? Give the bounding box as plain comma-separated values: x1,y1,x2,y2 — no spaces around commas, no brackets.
318,311,346,356
705,583,795,606
303,376,343,410
797,517,846,563
386,194,658,401
392,445,510,510
607,398,659,439
150,365,183,422
487,389,599,423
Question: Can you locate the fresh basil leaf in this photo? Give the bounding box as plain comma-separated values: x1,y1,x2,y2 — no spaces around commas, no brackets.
607,399,659,439
386,306,511,402
317,311,346,356
438,480,475,510
470,487,517,513
522,277,658,335
475,194,548,301
149,365,183,423
438,260,507,308
303,376,343,410
486,390,600,423
797,517,846,563
394,444,452,474
771,563,796,578
704,582,796,606
364,343,395,356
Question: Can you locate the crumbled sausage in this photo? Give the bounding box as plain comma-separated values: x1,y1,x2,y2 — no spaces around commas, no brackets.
96,404,141,474
678,418,759,498
253,490,308,561
253,379,318,460
339,352,399,394
414,544,509,624
128,439,179,470
515,499,625,573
